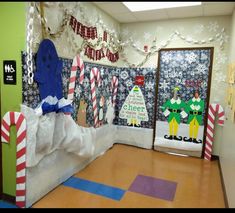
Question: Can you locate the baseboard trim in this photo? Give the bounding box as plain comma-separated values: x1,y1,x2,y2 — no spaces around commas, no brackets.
2,193,15,204
212,155,229,208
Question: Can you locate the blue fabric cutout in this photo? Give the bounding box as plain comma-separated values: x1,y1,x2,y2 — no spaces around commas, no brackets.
34,39,73,115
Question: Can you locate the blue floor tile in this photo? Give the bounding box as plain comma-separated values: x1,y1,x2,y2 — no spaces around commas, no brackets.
0,200,17,208
63,176,126,201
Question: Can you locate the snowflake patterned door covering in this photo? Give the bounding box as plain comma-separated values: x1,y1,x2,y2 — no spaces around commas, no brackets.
153,47,213,158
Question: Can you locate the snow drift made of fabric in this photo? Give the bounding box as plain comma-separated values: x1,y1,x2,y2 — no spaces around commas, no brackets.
21,104,96,167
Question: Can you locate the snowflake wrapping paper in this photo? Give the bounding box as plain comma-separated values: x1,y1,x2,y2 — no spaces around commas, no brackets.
156,49,212,125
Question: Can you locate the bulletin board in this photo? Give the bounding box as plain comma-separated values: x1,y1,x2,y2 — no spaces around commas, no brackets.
153,47,213,157
21,52,156,128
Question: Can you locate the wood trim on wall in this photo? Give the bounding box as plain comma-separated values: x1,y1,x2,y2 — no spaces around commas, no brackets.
201,47,214,158
152,65,159,148
152,47,214,159
212,155,229,208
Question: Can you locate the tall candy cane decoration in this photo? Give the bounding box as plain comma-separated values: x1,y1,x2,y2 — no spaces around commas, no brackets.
1,112,27,208
90,67,101,128
67,55,85,101
204,103,225,161
111,76,118,108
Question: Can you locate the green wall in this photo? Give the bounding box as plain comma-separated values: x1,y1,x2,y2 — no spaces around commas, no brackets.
0,2,26,196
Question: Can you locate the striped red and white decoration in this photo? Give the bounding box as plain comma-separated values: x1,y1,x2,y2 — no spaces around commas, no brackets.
1,111,27,208
111,76,118,108
90,67,101,128
67,55,85,101
204,103,225,161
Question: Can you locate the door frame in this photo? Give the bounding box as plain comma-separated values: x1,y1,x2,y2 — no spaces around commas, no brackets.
152,47,214,158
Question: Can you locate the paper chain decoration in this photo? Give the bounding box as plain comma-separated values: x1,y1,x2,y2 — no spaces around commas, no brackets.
1,112,27,208
204,103,225,161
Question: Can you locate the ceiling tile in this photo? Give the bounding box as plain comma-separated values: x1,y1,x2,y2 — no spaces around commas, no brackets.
133,10,169,22
111,12,138,23
203,3,235,16
93,2,130,14
92,2,111,5
167,5,203,19
92,2,235,23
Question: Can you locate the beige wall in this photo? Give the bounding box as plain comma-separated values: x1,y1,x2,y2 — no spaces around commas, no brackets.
220,9,235,208
121,16,231,155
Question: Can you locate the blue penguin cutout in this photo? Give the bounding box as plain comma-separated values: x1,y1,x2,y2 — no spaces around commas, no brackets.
34,39,73,115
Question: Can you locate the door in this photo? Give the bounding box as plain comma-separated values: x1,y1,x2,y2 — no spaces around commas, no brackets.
153,47,213,157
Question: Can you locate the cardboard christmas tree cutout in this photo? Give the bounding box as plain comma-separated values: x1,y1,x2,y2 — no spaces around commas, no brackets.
119,85,148,127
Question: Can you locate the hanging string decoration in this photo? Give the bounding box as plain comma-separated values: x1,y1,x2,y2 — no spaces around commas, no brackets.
120,27,228,67
26,2,35,84
69,15,97,40
84,45,105,61
106,49,119,63
103,31,108,42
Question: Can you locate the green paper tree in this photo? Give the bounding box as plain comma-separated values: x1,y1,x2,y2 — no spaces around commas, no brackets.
119,85,149,127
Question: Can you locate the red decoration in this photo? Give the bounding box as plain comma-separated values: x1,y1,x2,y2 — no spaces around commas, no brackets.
106,49,119,63
69,15,119,62
103,31,108,42
135,76,145,86
84,45,106,61
69,16,97,40
144,45,148,52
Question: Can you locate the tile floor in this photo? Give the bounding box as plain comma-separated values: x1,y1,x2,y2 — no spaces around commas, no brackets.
31,144,225,208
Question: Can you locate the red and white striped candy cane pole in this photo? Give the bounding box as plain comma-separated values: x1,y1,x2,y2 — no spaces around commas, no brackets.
67,54,85,101
111,76,118,108
90,67,101,128
1,111,27,208
204,103,225,161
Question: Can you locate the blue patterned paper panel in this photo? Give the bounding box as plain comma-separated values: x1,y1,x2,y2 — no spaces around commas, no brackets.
156,49,212,125
21,52,156,128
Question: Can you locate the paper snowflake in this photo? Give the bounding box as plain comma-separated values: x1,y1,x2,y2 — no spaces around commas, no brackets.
159,80,170,91
195,64,208,74
145,81,154,90
193,24,204,34
207,21,219,32
144,32,151,41
120,70,129,80
161,52,172,64
185,52,197,64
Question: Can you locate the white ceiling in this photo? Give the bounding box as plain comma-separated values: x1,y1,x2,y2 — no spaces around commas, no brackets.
93,2,235,23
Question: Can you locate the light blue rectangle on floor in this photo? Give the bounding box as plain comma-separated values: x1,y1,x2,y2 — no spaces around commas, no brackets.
0,201,17,208
63,176,126,201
